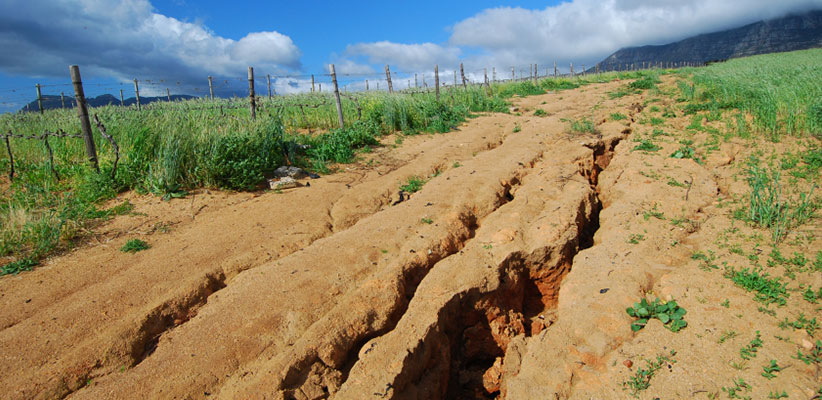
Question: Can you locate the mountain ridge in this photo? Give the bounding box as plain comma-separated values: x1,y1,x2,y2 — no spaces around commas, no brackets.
594,9,822,71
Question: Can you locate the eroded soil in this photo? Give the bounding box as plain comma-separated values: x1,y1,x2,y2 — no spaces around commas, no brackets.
1,76,820,399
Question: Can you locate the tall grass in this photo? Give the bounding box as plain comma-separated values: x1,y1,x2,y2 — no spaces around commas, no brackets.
2,76,608,270
679,48,822,137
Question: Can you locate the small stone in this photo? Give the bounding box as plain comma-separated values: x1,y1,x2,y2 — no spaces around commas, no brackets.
531,319,546,336
269,177,299,190
623,360,633,369
273,166,308,179
801,339,815,350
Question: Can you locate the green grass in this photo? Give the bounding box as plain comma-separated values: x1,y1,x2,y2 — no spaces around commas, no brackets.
622,351,676,398
723,265,788,306
400,176,427,193
679,48,822,137
610,112,627,121
120,238,149,253
626,298,687,332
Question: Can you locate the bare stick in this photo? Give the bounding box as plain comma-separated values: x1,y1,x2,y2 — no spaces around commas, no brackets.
133,79,141,111
167,88,171,102
4,133,13,182
36,84,44,114
119,89,124,107
42,134,59,180
70,65,99,171
311,75,315,93
434,65,440,102
208,76,214,100
267,74,272,98
385,65,393,93
460,63,466,89
61,92,66,108
248,66,256,120
330,64,344,129
93,114,119,179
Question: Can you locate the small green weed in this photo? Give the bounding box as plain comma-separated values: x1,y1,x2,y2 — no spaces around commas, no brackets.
767,390,788,399
795,339,821,366
626,298,687,332
724,265,788,306
632,139,660,152
627,233,646,244
779,313,818,337
739,331,762,360
533,109,547,117
722,377,751,400
400,176,427,193
121,239,150,253
611,112,627,121
420,217,433,224
622,351,676,398
718,330,738,344
643,204,665,220
761,360,782,379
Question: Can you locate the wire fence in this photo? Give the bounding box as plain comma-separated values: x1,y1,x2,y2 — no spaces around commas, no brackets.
0,60,705,113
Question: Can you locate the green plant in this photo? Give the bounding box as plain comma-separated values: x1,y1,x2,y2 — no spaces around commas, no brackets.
627,233,646,244
795,339,821,366
803,286,822,304
400,176,427,193
779,313,818,337
533,109,547,117
739,331,763,360
567,117,596,134
761,360,782,379
767,390,788,399
512,123,522,133
718,330,738,344
420,217,433,224
452,161,461,168
721,299,730,308
120,239,150,253
622,351,676,398
632,139,660,152
643,204,665,220
724,265,788,306
0,258,37,276
626,298,687,332
722,377,751,399
610,112,627,121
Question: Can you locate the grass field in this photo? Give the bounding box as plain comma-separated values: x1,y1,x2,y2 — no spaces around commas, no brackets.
1,49,818,273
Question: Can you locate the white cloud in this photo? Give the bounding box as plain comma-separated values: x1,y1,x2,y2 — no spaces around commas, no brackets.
448,0,822,70
0,0,301,83
344,41,461,72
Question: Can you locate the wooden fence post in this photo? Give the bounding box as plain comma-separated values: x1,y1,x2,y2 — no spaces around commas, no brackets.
385,65,393,93
267,74,272,98
208,76,214,100
511,67,515,81
61,92,66,108
133,79,141,111
414,73,418,88
453,71,457,87
582,64,586,77
366,79,369,91
554,62,558,78
532,64,537,85
460,63,467,89
3,134,13,181
570,62,574,78
247,66,256,120
435,65,440,102
492,67,496,82
69,65,99,171
330,64,344,129
167,88,171,102
35,84,44,114
119,89,124,107
311,75,315,93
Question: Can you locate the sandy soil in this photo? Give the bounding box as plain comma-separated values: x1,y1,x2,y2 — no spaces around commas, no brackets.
1,76,819,399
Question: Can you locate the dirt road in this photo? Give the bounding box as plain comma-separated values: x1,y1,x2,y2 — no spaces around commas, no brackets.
2,77,819,399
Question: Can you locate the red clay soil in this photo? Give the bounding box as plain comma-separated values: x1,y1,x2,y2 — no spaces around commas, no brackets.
1,76,820,399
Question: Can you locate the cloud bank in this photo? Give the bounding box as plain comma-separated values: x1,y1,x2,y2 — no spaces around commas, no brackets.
0,0,301,84
339,0,821,74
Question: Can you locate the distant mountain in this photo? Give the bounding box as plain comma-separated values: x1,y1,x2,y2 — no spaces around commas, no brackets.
20,93,198,112
594,10,822,71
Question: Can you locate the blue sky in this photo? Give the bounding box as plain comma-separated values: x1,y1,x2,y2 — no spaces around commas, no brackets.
1,0,820,112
